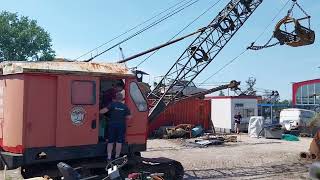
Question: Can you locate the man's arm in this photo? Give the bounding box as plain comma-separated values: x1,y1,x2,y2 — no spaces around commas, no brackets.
99,107,109,114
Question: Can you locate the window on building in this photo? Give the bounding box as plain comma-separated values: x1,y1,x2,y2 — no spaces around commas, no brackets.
130,82,148,112
295,82,320,105
316,83,320,105
308,84,315,104
296,86,302,104
235,103,244,108
72,81,96,105
301,85,308,104
236,108,255,118
245,108,255,118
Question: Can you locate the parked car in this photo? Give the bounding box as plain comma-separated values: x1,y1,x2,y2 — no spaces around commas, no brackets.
279,108,316,131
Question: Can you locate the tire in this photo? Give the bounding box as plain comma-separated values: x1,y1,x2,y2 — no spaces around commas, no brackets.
21,166,34,179
0,154,5,170
134,152,141,157
0,159,4,170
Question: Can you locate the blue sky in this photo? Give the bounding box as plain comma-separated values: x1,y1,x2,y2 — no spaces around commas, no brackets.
1,0,319,100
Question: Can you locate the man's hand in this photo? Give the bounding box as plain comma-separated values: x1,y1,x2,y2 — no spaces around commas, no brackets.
100,107,109,114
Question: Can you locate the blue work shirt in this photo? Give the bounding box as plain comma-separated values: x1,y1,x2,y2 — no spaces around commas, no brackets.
106,102,130,124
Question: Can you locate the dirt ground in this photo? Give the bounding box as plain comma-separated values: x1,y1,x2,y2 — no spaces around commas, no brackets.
142,134,313,180
0,134,314,180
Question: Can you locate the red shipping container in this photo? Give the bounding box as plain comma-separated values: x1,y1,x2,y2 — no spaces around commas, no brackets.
148,98,211,135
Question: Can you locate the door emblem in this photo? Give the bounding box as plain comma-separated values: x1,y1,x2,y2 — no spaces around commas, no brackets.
70,106,86,126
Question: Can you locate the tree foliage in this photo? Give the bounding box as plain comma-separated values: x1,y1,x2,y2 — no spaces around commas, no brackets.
0,11,55,61
236,77,257,96
244,77,257,96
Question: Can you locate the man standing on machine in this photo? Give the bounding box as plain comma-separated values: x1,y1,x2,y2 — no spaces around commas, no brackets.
102,82,124,107
99,81,125,141
100,92,131,161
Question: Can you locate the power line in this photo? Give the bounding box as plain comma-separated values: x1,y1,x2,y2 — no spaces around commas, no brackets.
133,0,222,69
200,49,249,85
75,0,191,60
250,0,291,45
85,0,200,62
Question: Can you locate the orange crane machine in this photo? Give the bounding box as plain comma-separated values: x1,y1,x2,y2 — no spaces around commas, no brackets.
0,0,314,179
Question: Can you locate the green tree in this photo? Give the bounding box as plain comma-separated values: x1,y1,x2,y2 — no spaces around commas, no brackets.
0,11,55,61
277,99,292,105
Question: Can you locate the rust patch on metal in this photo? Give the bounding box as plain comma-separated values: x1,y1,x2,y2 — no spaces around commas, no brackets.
0,61,133,76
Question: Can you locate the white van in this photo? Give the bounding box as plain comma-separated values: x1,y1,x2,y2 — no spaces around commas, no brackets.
280,108,316,131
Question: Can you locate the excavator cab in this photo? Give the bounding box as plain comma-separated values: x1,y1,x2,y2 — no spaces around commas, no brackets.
273,0,315,47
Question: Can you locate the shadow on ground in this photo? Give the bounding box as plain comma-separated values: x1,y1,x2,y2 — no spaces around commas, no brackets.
184,162,308,179
146,141,282,152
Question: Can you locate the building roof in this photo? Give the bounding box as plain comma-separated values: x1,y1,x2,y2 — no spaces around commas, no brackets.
0,61,134,76
293,79,320,86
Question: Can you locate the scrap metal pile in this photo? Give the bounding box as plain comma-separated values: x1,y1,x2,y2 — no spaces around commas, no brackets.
153,124,238,148
153,124,204,139
187,134,238,148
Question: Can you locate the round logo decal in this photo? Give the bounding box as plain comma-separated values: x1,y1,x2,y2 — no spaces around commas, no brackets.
70,106,86,126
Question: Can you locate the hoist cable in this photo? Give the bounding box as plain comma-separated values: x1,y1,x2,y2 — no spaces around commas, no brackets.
75,0,191,60
247,0,291,50
202,1,291,85
167,0,291,94
133,0,222,69
248,37,280,50
85,0,200,62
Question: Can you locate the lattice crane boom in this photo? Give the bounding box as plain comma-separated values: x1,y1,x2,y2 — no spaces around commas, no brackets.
148,0,264,122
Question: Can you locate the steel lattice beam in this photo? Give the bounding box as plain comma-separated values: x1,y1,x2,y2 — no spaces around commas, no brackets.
148,0,263,122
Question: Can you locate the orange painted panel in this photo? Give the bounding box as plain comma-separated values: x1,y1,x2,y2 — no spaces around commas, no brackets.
55,75,100,147
0,79,4,140
24,75,57,148
125,79,148,144
72,81,96,104
3,75,25,149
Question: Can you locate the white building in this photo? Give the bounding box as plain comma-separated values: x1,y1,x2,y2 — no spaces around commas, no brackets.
208,96,258,133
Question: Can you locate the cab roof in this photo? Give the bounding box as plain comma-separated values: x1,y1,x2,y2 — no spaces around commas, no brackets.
0,61,134,77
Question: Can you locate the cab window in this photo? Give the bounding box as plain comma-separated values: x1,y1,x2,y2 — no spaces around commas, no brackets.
72,81,96,105
130,82,148,112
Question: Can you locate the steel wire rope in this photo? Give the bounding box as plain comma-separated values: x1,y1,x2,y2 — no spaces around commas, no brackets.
197,0,291,87
85,0,200,62
248,0,291,50
75,0,190,60
132,0,222,69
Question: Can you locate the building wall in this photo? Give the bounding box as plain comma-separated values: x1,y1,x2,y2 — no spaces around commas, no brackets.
231,98,258,125
210,96,258,132
292,79,320,109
